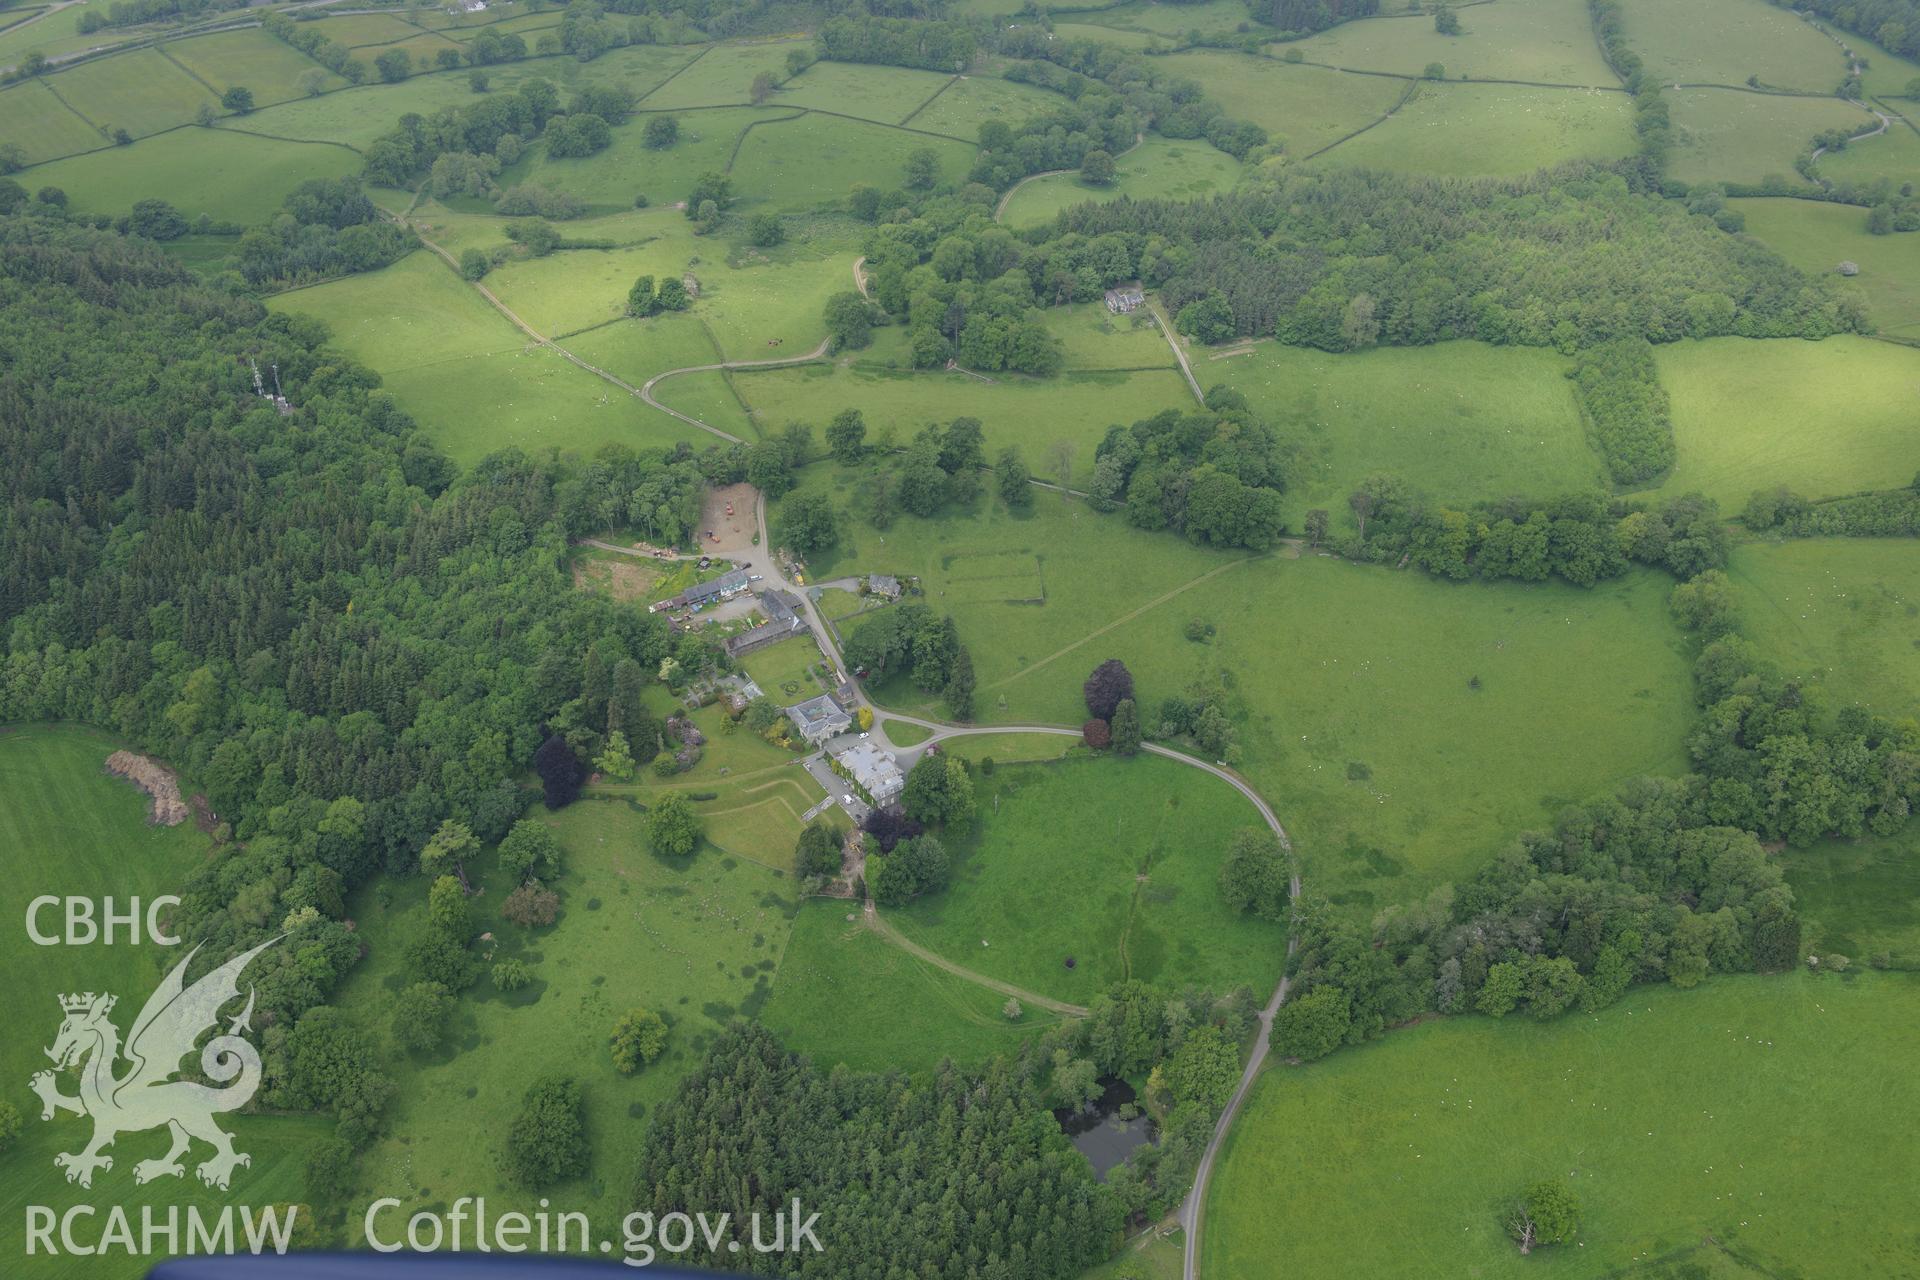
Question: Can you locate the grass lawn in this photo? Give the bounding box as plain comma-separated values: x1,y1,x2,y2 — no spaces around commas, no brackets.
1000,136,1242,227
1313,81,1634,177
0,79,106,165
738,632,830,701
881,719,934,748
49,47,218,139
814,585,870,621
1046,301,1176,370
732,363,1194,488
1205,341,1604,533
641,38,808,110
888,754,1289,1003
760,900,1065,1073
653,368,759,439
775,59,956,130
1726,538,1920,720
1620,0,1845,93
27,127,358,224
0,725,327,1278
1287,0,1615,86
1667,88,1871,188
730,112,975,212
907,73,1063,137
339,793,801,1244
1150,54,1405,159
163,28,347,106
1731,196,1920,338
1204,971,1920,1279
1652,336,1920,508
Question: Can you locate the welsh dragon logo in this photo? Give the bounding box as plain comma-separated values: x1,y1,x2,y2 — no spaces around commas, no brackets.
30,938,278,1191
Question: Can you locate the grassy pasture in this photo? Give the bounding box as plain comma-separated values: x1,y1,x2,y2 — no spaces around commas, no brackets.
1652,336,1920,508
731,363,1194,486
563,310,724,388
1620,0,1845,93
1078,0,1256,39
1786,832,1920,964
1816,113,1920,191
0,80,104,164
887,753,1289,1002
729,112,975,211
653,369,758,439
28,127,358,224
0,726,327,1278
1287,0,1615,86
50,47,218,139
1731,197,1920,338
1313,81,1634,176
0,0,100,69
235,73,494,149
1726,538,1920,721
314,12,450,50
1049,21,1155,50
506,104,768,213
641,38,806,110
1204,971,1920,1280
1205,341,1603,532
775,59,955,128
1000,136,1242,226
906,73,1063,137
338,793,801,1242
272,249,522,368
762,902,1065,1073
1667,88,1870,187
1149,52,1404,157
163,29,345,107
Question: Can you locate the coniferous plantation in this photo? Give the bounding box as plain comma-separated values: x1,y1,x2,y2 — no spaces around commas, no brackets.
1,0,1917,1276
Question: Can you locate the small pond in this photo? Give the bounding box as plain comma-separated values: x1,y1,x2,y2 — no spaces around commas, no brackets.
1053,1077,1157,1180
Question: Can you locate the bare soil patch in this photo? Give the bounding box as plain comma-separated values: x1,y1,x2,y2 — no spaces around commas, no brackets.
104,750,188,826
573,556,664,603
698,482,758,555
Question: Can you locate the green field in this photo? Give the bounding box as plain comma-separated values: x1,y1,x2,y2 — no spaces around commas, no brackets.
1732,196,1920,338
271,251,702,463
163,29,346,107
234,73,495,149
1205,971,1920,1279
1620,0,1845,93
1727,538,1920,720
1668,88,1870,188
0,726,327,1279
905,73,1063,138
50,47,218,140
339,793,801,1242
1000,136,1242,226
762,901,1069,1073
779,471,1693,907
0,80,104,164
1653,336,1920,508
1075,0,1257,40
0,1,102,70
888,753,1289,1002
730,112,975,211
1314,82,1635,177
776,59,955,129
1816,113,1920,191
654,368,759,439
738,632,829,699
27,127,358,224
506,103,769,214
731,363,1195,486
1205,341,1605,532
641,38,807,110
1786,832,1920,965
1149,52,1405,158
1287,0,1615,86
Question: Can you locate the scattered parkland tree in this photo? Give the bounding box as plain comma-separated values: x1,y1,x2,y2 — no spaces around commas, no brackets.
646,791,700,858
610,1008,669,1073
497,818,562,884
499,1075,588,1189
1434,4,1460,36
221,86,255,114
903,147,940,190
750,71,777,104
1083,718,1112,749
626,275,656,317
1505,1182,1580,1254
1084,658,1135,721
782,492,838,556
643,115,679,148
1081,149,1116,185
491,958,532,991
1218,827,1288,921
827,408,867,462
501,883,560,928
535,733,583,809
391,982,454,1052
823,291,876,350
1110,698,1142,755
418,818,479,881
996,447,1033,509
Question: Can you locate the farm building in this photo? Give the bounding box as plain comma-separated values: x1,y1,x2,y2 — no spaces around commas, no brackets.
835,741,904,805
650,568,749,613
1104,286,1145,314
724,590,808,658
786,693,852,745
